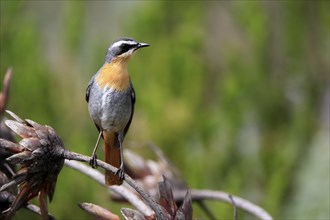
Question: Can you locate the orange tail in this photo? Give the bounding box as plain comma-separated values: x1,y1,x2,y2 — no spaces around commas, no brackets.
103,132,123,185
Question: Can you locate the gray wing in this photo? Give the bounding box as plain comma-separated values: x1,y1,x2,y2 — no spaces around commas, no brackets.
124,83,135,136
86,76,102,133
85,76,95,103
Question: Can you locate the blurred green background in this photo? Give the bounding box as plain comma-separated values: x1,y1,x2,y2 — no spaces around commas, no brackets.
1,1,329,219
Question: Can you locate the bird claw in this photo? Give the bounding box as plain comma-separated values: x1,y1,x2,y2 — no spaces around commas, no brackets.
89,154,98,168
115,167,125,181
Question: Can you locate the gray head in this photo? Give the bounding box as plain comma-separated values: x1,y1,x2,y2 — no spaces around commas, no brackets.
105,37,150,63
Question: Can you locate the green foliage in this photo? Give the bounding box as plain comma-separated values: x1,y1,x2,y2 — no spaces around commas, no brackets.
1,1,55,124
1,1,329,219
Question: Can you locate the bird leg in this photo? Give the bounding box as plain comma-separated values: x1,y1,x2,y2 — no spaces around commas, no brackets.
89,130,102,168
115,132,125,180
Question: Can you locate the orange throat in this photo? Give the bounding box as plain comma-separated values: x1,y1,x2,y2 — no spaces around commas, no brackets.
96,58,130,91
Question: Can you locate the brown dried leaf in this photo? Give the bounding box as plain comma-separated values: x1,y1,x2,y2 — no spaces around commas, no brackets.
121,208,146,220
5,120,36,138
6,151,32,164
79,202,120,220
5,110,24,124
19,138,42,151
0,139,23,153
158,176,177,217
174,191,192,220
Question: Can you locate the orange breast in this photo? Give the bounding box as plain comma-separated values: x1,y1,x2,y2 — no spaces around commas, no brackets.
96,58,130,91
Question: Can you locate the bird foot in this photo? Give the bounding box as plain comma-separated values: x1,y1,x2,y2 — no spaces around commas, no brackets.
115,167,125,181
89,154,98,168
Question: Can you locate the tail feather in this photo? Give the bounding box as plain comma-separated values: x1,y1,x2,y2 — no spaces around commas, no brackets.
104,132,123,185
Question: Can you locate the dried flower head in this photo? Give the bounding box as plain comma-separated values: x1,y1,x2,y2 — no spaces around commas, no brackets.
0,111,64,219
111,144,187,202
79,176,192,220
121,176,192,220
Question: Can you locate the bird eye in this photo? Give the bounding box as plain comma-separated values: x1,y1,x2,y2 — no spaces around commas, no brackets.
121,44,130,51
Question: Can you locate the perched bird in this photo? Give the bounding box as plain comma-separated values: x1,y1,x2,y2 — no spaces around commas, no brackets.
86,38,149,185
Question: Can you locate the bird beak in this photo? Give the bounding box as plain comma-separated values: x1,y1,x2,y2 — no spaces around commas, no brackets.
136,42,150,49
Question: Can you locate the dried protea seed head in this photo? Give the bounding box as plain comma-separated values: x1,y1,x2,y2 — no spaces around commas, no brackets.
112,146,186,202
0,111,65,219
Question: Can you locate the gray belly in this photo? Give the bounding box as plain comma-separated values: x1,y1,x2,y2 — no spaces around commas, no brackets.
88,86,132,132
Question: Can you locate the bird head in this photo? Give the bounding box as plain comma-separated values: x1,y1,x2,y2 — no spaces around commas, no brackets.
105,38,150,63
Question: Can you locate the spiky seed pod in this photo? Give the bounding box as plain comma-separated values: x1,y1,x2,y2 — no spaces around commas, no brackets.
0,111,65,220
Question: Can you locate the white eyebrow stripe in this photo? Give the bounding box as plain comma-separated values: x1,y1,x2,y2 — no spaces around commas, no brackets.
111,40,137,48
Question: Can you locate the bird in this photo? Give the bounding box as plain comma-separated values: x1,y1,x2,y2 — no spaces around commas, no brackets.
86,37,149,185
